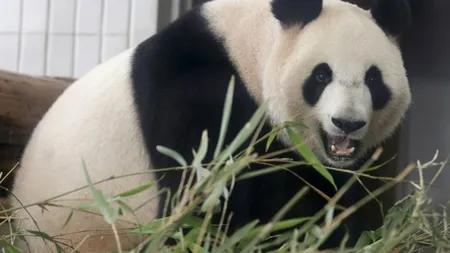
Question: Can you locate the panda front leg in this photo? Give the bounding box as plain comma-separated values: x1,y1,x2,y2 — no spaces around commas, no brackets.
9,150,159,253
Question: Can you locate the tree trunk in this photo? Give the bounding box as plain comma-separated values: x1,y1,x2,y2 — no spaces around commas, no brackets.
0,70,73,197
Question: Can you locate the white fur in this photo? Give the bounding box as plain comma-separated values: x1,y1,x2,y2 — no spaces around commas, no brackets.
9,48,159,252
204,0,411,167
318,82,372,140
6,0,411,251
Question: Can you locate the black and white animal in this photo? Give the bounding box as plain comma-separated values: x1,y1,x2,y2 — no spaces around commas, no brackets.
8,0,412,251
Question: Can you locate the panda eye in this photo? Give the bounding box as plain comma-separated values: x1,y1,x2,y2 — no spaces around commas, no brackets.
365,66,381,84
315,71,329,83
311,63,332,85
366,74,375,83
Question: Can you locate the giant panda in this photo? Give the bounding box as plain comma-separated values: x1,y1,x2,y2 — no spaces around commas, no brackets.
7,0,412,251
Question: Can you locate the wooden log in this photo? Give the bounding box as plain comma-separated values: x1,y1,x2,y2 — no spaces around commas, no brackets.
0,70,74,146
0,69,73,197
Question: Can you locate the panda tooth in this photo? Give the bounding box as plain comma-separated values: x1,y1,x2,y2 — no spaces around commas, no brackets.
331,145,337,153
349,147,355,154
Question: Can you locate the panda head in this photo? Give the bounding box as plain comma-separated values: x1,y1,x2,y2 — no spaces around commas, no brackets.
260,0,412,168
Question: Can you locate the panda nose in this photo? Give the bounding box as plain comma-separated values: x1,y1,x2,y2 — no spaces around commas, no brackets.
331,118,366,134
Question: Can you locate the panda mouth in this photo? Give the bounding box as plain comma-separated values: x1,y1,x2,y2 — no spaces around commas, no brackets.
320,131,360,161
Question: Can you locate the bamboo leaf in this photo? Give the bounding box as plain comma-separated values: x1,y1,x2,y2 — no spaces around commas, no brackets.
214,75,235,159
115,182,156,198
214,220,260,253
156,146,187,167
61,210,74,229
82,161,119,224
286,127,336,190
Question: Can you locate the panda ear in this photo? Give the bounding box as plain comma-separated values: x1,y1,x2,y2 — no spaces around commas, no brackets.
271,0,323,28
370,0,412,37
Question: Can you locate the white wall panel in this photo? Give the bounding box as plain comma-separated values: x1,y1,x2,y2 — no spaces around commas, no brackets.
130,0,159,46
19,34,46,75
0,0,160,78
73,35,101,77
0,34,19,71
103,0,130,35
22,0,48,33
48,0,77,34
47,35,75,76
76,0,103,34
0,0,21,33
0,0,22,71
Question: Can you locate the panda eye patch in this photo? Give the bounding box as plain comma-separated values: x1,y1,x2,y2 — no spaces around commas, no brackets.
302,63,333,106
364,65,391,110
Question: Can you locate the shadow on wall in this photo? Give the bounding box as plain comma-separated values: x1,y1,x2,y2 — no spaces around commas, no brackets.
398,0,450,206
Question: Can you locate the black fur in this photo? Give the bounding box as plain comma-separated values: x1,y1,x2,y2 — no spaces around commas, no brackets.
365,65,391,110
302,63,333,106
371,0,412,37
131,6,374,250
271,0,323,28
